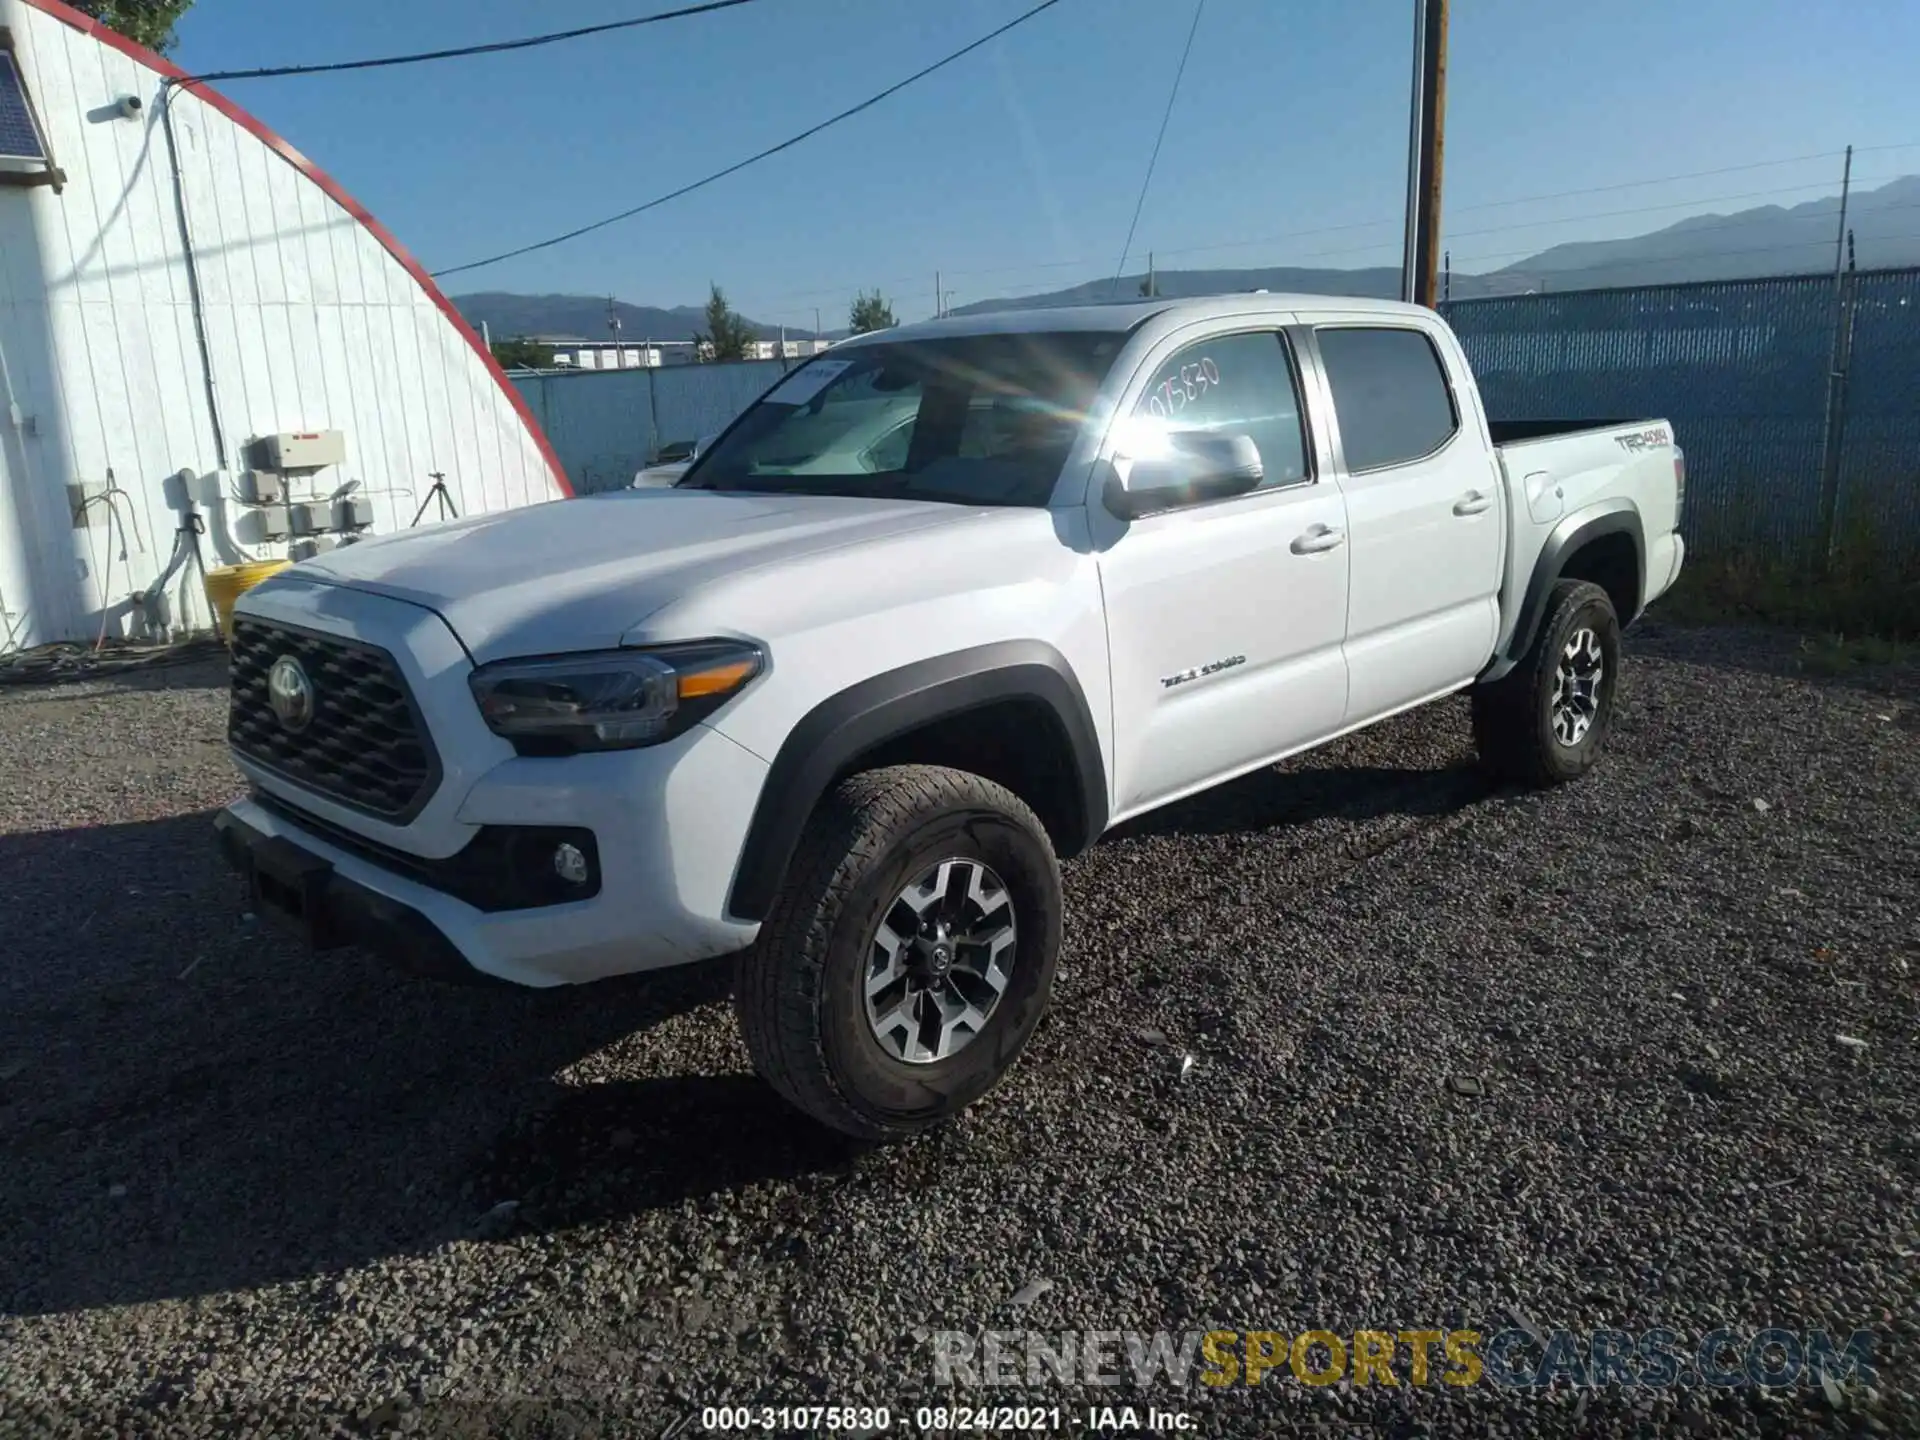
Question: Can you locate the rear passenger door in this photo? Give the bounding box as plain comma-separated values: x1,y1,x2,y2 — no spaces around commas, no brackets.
1307,322,1504,723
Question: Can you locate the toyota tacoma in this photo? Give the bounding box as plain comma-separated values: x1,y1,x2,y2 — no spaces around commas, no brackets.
215,294,1686,1139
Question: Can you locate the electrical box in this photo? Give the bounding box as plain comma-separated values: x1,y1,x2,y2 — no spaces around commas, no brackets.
333,496,374,531
293,536,339,562
240,469,283,504
66,481,109,527
262,431,347,471
288,501,332,536
256,507,290,541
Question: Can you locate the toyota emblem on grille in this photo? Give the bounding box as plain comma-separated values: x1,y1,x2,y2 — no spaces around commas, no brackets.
267,655,316,733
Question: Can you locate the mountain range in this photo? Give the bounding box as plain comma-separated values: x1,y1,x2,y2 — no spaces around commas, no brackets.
453,175,1920,338
450,293,806,346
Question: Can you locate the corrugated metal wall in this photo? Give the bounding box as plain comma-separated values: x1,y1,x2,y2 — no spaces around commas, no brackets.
512,361,788,493
1443,268,1920,560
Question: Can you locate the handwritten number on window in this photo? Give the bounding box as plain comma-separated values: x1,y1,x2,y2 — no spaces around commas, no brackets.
1143,356,1222,420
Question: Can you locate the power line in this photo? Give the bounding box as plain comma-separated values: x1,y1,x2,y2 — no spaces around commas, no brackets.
1447,191,1920,251
1200,195,1920,273
1448,148,1865,214
1151,173,1906,265
169,0,766,86
1447,227,1920,274
1110,0,1206,298
726,168,1914,314
430,0,1071,280
1115,153,1920,269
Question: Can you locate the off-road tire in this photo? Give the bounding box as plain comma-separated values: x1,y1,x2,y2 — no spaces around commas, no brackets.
1472,579,1622,787
734,764,1063,1141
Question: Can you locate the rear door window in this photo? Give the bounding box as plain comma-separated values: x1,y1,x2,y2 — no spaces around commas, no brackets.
1315,327,1458,472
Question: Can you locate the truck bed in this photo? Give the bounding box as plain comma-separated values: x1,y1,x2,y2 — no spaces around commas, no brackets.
1486,418,1648,447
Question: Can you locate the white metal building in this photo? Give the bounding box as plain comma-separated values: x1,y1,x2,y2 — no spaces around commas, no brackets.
549,339,698,370
0,0,569,652
547,338,832,370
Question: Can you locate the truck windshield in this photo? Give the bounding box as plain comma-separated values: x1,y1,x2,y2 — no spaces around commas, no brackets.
681,332,1126,507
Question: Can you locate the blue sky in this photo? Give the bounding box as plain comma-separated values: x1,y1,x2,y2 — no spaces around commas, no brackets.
171,0,1920,327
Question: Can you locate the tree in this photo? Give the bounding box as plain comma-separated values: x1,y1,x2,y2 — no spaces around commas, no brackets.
848,290,896,335
693,283,755,362
73,0,195,54
490,337,555,370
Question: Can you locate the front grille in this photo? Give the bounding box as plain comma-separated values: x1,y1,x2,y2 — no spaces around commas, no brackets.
229,618,440,821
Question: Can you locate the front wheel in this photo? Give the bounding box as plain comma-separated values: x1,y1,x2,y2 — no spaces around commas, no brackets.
1472,579,1622,787
734,764,1062,1141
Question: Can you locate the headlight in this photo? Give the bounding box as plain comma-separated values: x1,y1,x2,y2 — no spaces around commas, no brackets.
468,640,763,754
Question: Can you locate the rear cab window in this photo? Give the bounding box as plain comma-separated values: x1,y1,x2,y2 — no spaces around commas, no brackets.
1314,326,1459,472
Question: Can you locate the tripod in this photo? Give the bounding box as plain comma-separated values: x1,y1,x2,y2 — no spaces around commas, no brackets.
409,471,460,528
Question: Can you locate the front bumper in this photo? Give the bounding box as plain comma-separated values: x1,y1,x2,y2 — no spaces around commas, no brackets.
220,576,771,988
215,809,494,984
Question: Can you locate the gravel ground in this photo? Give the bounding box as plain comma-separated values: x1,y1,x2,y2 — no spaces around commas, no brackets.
0,621,1914,1439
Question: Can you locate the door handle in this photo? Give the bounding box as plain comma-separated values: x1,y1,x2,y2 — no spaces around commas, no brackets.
1290,526,1346,555
1453,491,1494,516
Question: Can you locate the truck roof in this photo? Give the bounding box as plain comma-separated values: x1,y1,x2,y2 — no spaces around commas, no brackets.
840,292,1431,347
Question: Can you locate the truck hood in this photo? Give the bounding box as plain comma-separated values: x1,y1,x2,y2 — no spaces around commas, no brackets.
294,489,969,661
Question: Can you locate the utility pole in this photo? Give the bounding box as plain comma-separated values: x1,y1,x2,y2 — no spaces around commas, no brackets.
607,294,623,369
1830,144,1853,281
1146,251,1156,297
935,270,943,319
814,306,822,342
1400,0,1449,307
1814,144,1857,569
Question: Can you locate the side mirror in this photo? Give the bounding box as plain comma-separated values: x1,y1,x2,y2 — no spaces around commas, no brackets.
1104,432,1264,520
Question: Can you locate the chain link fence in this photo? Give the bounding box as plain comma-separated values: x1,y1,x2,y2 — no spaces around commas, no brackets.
517,275,1920,563
1442,267,1920,563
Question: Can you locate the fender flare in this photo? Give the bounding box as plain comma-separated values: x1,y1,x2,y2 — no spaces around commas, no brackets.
1485,502,1646,683
725,640,1109,923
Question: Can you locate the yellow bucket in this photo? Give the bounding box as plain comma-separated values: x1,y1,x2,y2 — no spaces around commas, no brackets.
204,559,292,642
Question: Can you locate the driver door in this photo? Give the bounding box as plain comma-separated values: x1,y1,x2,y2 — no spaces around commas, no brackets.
1093,324,1351,818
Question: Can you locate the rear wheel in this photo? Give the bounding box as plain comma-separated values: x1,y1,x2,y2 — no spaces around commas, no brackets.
1473,579,1622,787
734,764,1062,1141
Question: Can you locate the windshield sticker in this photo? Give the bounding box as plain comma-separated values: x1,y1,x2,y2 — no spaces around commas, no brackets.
1143,356,1222,419
766,359,854,406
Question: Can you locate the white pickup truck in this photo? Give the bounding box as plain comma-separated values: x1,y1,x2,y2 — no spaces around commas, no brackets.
215,294,1685,1139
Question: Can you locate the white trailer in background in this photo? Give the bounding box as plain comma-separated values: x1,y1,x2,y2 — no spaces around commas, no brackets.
0,0,569,652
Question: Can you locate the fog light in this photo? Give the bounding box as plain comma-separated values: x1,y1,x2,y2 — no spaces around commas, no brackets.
552,842,591,886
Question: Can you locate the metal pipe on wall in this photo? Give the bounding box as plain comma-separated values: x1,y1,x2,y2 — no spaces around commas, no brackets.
158,80,229,474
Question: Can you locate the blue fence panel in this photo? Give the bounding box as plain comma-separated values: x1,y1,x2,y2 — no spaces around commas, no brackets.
513,284,1920,559
1831,267,1920,547
511,369,656,494
1444,275,1841,560
650,361,787,459
511,359,791,494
